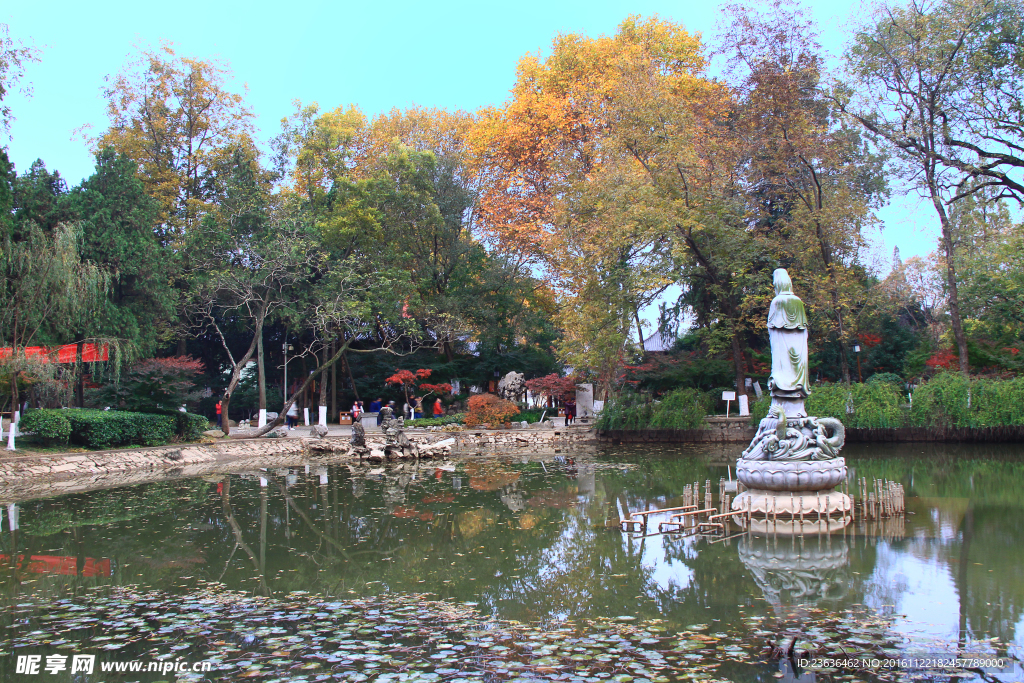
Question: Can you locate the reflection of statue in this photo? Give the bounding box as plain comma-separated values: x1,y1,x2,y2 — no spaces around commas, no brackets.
500,483,524,512
767,268,810,412
738,532,850,607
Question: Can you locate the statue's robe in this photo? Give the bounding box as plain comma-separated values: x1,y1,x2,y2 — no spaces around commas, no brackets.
767,291,810,397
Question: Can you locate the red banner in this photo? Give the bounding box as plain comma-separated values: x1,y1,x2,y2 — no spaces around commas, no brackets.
0,343,109,364
0,554,112,577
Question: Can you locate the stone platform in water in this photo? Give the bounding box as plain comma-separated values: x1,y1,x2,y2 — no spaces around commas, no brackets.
732,487,852,517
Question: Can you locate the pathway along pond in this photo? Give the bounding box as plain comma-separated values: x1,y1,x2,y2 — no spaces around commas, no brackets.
1,443,1022,682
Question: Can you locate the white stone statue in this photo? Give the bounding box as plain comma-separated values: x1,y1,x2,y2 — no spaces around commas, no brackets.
733,268,852,521
767,268,810,417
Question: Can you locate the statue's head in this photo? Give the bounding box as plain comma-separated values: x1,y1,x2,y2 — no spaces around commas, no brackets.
773,268,793,296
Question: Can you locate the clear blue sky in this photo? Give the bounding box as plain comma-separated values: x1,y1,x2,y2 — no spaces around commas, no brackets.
2,0,935,269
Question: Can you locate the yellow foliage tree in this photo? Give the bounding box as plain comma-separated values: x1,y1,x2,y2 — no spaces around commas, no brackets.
93,43,255,246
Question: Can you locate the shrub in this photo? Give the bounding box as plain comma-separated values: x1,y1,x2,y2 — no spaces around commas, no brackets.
20,409,72,443
169,411,210,440
50,409,206,448
596,389,712,430
464,394,520,427
806,381,907,428
647,388,713,430
868,372,904,387
748,382,907,428
910,372,1024,428
749,394,772,424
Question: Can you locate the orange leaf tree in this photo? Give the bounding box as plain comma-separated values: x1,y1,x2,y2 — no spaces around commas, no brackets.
464,394,520,428
469,17,726,395
385,368,451,406
524,374,578,403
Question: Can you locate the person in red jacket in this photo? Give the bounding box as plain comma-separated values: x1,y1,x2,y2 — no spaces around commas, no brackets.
216,400,223,429
433,398,444,417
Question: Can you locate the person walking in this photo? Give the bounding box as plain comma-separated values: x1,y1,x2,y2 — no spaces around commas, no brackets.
286,402,298,430
412,396,423,419
216,400,223,429
433,398,444,417
564,398,576,426
352,400,362,422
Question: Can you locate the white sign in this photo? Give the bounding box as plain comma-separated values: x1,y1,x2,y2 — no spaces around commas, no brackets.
721,391,736,418
738,395,750,416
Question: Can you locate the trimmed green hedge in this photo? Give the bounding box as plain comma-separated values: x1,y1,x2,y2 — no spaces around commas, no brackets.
19,410,72,442
405,412,466,428
21,409,210,448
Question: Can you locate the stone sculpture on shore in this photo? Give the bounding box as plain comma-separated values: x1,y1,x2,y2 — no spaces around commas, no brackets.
497,371,525,402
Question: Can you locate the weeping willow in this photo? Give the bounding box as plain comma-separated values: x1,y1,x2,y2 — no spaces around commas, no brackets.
0,223,134,412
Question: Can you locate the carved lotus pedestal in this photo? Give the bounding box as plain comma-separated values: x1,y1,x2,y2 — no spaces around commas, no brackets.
732,458,852,518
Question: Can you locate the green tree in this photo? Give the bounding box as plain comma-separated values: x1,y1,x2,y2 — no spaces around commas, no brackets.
66,149,177,356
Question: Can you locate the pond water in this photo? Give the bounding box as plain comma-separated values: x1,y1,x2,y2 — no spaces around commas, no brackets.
1,443,1022,682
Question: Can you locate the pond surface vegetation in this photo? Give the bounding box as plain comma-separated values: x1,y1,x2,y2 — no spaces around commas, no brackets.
0,443,1021,682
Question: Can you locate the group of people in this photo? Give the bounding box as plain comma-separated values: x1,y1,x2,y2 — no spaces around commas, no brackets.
351,396,445,423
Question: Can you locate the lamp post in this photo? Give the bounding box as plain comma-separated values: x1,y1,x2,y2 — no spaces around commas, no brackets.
854,344,862,383
282,342,293,407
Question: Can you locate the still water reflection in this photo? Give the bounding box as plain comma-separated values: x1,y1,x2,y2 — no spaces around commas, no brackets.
1,442,1022,680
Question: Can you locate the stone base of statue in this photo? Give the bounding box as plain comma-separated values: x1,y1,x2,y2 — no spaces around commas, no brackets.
741,411,845,461
732,487,852,517
737,457,847,490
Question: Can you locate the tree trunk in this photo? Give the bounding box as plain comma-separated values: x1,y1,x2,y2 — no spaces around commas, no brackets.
730,327,747,397
330,338,337,421
442,340,455,363
251,338,355,437
257,330,266,412
834,304,852,385
937,207,970,374
634,307,646,358
319,345,328,413
176,337,187,357
342,350,360,401
217,321,262,437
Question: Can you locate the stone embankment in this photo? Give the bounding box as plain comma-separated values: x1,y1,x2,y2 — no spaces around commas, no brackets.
0,427,595,503
598,416,758,444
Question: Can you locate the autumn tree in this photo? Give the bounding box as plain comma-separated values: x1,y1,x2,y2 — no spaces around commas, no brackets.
94,43,255,246
839,0,1022,373
0,23,41,137
720,1,887,383
472,17,723,392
